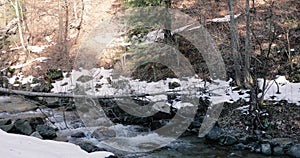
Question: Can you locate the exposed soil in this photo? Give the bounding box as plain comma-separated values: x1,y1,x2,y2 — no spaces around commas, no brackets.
219,100,300,143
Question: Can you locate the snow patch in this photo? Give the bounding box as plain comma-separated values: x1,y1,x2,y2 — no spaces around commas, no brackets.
0,129,113,158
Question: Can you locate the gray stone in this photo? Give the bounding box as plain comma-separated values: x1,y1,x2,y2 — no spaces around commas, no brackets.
288,144,300,158
206,126,222,140
0,119,11,126
235,143,249,150
0,123,14,132
273,146,284,155
77,141,106,153
191,120,201,128
36,124,57,139
255,145,262,153
238,136,248,144
261,143,272,155
71,132,86,138
271,138,293,149
30,131,43,139
14,119,34,135
92,128,116,141
219,135,237,145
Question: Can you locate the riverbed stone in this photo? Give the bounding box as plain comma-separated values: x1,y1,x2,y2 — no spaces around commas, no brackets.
71,131,86,138
0,123,14,132
261,143,272,155
36,124,57,139
271,138,294,149
77,141,106,153
235,143,250,150
30,131,43,139
92,128,116,141
0,119,11,126
288,144,300,158
206,125,222,140
273,146,284,155
219,135,237,145
0,119,14,132
14,119,34,135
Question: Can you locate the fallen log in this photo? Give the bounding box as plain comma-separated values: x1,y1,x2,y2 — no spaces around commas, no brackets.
0,87,180,99
0,86,225,99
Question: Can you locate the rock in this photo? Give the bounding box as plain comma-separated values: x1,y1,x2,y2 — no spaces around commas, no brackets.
36,124,57,139
168,81,181,89
77,141,106,153
150,120,166,130
0,119,14,132
206,125,222,140
254,145,262,153
47,69,63,81
261,143,272,155
235,143,250,150
32,81,53,92
14,119,34,135
190,120,201,128
92,128,116,141
29,117,45,129
45,101,61,108
271,138,293,149
273,146,284,155
71,132,86,138
0,123,14,132
0,119,11,126
105,155,118,158
238,136,248,144
288,144,300,158
219,135,237,145
0,96,38,113
30,131,43,139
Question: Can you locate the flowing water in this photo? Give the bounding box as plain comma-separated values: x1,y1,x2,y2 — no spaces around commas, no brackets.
0,96,289,158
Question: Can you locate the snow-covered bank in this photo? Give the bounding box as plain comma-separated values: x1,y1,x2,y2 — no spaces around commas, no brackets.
6,66,300,106
0,129,113,158
258,76,300,105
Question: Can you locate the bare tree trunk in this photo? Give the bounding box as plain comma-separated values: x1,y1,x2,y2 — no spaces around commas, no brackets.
163,0,174,44
228,0,242,86
57,0,63,45
9,0,27,52
244,0,253,88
